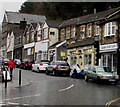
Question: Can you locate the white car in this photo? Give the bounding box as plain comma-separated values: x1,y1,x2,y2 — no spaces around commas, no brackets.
32,60,50,73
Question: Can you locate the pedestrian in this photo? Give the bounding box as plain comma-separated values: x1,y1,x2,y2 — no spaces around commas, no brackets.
8,59,15,80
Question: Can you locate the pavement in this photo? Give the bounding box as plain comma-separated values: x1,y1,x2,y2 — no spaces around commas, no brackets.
0,76,32,89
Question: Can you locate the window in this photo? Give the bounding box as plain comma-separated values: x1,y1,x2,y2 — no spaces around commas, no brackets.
37,30,42,41
87,25,92,37
31,32,34,42
50,32,55,35
80,26,85,39
96,26,99,36
43,28,48,40
104,22,116,37
84,54,92,65
71,27,76,38
61,29,65,41
66,27,70,39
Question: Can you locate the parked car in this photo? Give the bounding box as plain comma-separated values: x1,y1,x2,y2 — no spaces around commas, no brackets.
20,59,34,70
46,60,71,76
70,64,85,78
84,65,119,84
14,59,21,68
32,60,50,72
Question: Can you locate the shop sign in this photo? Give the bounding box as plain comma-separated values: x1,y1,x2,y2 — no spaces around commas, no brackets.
60,52,66,56
100,43,118,51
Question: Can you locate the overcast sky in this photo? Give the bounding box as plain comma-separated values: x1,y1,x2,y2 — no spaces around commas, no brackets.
0,0,26,24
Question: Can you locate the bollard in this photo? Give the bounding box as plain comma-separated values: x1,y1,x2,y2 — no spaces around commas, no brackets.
19,70,21,86
5,70,7,88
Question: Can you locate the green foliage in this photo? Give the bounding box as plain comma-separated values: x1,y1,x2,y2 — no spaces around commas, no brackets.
19,2,120,21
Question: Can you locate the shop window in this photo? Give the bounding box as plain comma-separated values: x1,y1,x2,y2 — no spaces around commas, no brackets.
84,54,92,65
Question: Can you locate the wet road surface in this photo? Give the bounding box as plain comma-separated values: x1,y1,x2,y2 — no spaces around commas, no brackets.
1,68,120,106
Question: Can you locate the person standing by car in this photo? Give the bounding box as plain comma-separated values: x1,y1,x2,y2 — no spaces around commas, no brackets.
8,59,15,80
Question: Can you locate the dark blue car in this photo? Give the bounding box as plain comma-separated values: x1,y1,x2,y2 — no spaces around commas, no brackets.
70,64,85,78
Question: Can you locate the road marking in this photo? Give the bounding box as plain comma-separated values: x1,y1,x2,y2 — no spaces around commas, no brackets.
1,94,41,102
59,84,74,92
105,97,120,107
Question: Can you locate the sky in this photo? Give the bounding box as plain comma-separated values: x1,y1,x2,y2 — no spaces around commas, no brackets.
0,0,26,24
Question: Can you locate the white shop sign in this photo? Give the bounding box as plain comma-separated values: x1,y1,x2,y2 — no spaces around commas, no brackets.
100,43,118,51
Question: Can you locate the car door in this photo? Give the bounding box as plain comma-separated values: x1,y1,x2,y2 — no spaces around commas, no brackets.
90,67,97,79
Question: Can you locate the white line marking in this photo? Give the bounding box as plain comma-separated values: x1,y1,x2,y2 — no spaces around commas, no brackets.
59,84,74,92
1,94,41,102
7,102,19,105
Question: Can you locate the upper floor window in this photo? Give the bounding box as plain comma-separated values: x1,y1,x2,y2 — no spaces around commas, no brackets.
96,26,99,36
50,32,55,35
80,26,85,39
43,28,48,40
104,22,116,37
26,33,29,43
31,32,34,42
71,27,76,38
61,29,65,41
66,27,70,39
87,25,92,37
37,30,42,41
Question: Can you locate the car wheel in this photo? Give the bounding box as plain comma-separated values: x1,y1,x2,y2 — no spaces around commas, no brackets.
85,74,89,82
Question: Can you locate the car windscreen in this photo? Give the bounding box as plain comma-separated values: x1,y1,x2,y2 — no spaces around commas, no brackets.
41,62,49,64
96,67,111,73
23,59,33,62
103,67,112,72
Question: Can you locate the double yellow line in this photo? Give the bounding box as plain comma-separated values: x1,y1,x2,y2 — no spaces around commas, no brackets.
105,97,120,107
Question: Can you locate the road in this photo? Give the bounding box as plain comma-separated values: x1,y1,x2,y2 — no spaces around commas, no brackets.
1,68,120,106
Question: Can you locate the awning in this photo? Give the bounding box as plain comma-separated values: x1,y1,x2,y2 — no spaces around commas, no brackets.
56,40,66,48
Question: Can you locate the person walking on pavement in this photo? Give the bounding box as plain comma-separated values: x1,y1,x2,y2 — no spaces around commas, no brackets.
8,59,15,80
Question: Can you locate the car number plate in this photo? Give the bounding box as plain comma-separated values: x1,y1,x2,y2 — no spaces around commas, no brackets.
109,79,115,81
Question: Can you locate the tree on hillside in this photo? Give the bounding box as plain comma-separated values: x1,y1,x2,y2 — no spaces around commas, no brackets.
19,2,120,20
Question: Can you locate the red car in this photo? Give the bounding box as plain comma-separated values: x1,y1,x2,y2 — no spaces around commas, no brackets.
20,59,34,70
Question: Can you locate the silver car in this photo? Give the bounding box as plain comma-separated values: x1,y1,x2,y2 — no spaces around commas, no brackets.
84,66,119,84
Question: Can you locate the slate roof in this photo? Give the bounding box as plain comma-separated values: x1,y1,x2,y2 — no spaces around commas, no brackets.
59,7,120,28
46,20,63,28
12,29,24,36
49,41,61,49
67,37,96,49
5,11,46,24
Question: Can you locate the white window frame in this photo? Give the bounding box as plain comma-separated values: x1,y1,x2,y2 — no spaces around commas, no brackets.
104,22,116,37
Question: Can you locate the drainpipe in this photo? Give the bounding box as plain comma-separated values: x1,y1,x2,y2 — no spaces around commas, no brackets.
117,20,120,76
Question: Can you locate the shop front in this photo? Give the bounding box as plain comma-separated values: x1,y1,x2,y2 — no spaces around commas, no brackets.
100,43,118,72
35,41,48,61
67,38,99,69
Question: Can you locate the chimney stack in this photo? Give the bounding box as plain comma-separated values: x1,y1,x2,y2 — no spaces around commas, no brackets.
20,18,27,29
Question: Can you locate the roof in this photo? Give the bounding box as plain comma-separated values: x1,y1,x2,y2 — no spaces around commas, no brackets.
67,37,96,49
46,20,63,28
12,29,24,36
5,11,46,24
59,7,120,28
49,41,61,49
